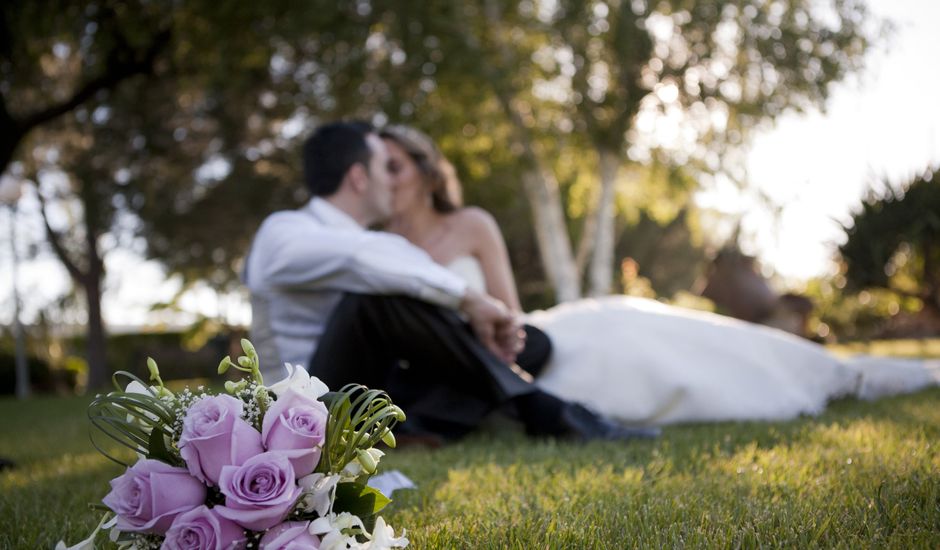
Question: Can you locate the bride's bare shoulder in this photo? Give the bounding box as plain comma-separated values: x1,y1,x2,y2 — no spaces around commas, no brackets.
449,206,499,231
447,207,506,254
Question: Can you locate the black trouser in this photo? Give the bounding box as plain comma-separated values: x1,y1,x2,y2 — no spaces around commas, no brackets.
308,294,553,438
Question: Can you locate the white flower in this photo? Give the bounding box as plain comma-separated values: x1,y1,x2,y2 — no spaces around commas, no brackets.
364,517,409,549
298,472,341,516
268,363,329,399
341,460,362,480
124,380,152,395
123,381,160,425
56,514,116,550
55,537,95,550
309,512,367,550
341,448,385,480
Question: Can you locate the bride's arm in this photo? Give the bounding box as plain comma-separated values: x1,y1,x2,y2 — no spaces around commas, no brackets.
460,207,522,312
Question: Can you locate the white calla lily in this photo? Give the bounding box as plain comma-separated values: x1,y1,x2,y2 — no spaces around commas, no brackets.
122,381,159,425
55,514,114,550
310,512,367,550
123,380,153,395
365,516,409,549
298,472,341,516
268,363,330,398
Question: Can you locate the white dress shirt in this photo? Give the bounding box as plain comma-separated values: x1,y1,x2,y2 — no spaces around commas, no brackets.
244,197,469,380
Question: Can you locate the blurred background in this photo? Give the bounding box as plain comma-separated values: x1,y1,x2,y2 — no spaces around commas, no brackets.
1,0,938,395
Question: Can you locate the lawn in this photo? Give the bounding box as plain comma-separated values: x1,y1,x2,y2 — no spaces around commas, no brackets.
2,386,939,549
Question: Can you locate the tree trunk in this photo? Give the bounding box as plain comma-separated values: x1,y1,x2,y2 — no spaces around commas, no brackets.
80,175,108,390
588,148,620,296
574,185,599,281
0,102,22,177
520,167,581,302
922,240,940,317
38,175,110,389
473,2,580,303
83,266,108,389
489,85,580,302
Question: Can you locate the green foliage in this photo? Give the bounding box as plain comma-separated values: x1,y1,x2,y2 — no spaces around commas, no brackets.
86,371,177,466
318,384,405,474
839,168,940,313
615,208,709,297
804,276,923,341
333,482,392,519
0,351,77,394
3,0,885,304
828,338,940,360
66,330,228,383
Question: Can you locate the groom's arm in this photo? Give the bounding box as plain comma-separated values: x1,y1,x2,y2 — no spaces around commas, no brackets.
247,211,467,309
247,211,523,360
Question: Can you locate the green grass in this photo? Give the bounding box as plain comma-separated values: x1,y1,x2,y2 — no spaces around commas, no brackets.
2,389,939,549
827,338,940,360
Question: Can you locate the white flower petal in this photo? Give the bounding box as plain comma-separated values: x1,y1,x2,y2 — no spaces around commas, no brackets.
124,380,151,395
307,375,330,398
367,517,410,549
299,473,341,516
309,516,335,536
56,513,113,550
268,363,330,398
341,460,363,480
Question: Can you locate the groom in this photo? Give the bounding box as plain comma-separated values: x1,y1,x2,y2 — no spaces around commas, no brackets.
245,120,655,442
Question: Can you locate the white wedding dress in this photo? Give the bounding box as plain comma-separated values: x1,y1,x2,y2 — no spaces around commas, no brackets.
446,256,940,425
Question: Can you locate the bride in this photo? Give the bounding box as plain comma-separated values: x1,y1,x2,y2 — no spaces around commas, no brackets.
380,124,940,425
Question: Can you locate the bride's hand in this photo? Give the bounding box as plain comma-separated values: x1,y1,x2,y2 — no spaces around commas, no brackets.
494,315,526,364
459,289,518,362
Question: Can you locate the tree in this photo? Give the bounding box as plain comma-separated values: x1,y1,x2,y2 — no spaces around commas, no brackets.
211,0,883,303
0,0,378,387
408,0,883,301
839,168,940,316
0,1,169,178
588,0,880,297
3,0,889,380
2,0,171,388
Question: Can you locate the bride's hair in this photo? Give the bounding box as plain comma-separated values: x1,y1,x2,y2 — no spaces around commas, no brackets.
379,124,463,213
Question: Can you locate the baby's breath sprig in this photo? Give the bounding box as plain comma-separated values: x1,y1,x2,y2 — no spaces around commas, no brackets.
125,532,163,550
168,387,206,443
233,381,266,431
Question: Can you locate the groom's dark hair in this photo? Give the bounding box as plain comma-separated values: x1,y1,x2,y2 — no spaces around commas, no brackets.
303,120,375,197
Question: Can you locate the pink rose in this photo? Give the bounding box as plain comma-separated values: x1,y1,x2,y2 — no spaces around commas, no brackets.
178,395,264,485
261,388,328,477
102,458,206,534
163,505,246,550
216,451,303,531
259,521,321,549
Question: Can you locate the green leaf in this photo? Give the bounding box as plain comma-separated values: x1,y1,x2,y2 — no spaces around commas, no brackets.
147,426,178,465
319,391,344,408
332,482,391,518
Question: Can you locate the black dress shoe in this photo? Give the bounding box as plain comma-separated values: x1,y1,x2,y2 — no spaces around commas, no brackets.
556,403,661,441
392,431,445,449
388,419,447,449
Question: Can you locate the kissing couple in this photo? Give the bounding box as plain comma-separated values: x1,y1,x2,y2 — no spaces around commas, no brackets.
243,120,659,444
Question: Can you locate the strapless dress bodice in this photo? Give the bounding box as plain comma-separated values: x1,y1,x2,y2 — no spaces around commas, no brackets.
445,255,487,293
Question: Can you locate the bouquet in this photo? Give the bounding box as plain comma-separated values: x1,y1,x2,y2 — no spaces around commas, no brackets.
58,340,409,550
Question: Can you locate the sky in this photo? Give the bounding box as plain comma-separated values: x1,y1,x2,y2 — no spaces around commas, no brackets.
697,0,940,282
2,0,939,327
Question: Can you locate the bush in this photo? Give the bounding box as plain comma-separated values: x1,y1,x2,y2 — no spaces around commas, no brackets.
66,331,231,384
0,353,77,395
